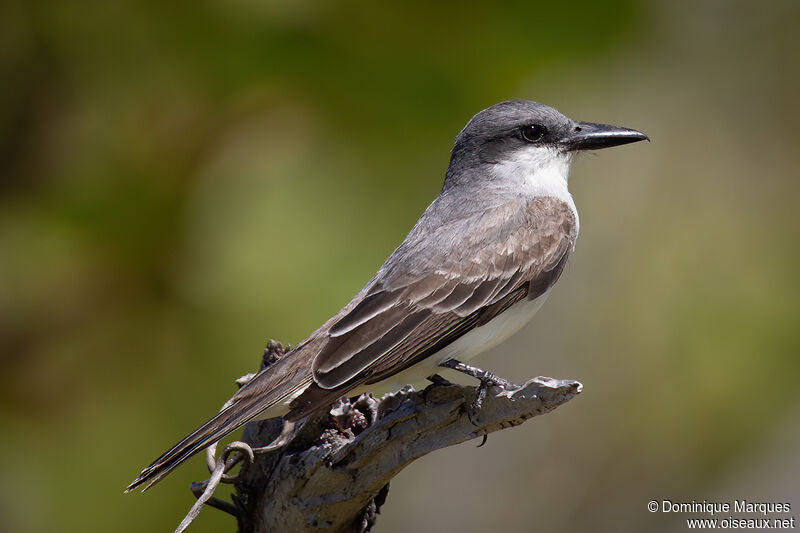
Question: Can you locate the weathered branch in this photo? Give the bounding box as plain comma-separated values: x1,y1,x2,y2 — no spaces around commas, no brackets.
232,376,581,531
176,341,581,532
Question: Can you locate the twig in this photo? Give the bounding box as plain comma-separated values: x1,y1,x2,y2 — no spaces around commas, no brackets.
174,441,254,533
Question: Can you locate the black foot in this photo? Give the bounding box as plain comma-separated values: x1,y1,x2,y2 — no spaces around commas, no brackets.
438,359,520,425
468,380,489,424
426,373,454,387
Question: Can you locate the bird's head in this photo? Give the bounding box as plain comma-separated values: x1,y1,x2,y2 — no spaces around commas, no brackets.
444,100,648,191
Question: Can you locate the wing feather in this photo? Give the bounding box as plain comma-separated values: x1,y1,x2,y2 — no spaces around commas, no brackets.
309,197,577,392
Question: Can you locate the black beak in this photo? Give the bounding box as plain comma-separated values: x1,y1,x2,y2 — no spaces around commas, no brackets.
561,122,649,151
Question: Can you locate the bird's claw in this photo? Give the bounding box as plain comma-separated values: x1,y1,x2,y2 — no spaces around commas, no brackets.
466,375,520,425
467,380,488,425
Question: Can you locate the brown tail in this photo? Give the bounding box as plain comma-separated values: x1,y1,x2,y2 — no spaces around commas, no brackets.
125,353,313,493
125,395,270,492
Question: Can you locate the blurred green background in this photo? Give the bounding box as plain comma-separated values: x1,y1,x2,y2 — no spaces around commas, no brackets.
1,0,798,531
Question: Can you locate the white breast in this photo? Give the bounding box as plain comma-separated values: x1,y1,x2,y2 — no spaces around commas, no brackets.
491,145,579,236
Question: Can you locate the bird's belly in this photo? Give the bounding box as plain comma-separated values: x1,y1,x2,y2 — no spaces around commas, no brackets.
347,289,552,397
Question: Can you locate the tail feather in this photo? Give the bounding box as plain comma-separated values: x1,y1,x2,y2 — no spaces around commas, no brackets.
125,353,314,493
124,397,270,493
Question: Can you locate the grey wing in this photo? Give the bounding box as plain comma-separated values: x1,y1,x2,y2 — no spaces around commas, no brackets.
307,197,577,393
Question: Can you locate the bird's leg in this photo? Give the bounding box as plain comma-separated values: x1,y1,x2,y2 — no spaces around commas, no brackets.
438,359,517,389
426,373,454,387
438,359,519,425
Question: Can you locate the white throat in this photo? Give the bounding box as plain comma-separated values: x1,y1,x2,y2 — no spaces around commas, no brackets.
490,146,579,236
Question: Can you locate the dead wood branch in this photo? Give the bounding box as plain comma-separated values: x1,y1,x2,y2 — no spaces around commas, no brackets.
177,341,581,532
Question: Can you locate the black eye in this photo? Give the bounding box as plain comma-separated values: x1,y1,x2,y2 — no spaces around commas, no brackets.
520,124,546,143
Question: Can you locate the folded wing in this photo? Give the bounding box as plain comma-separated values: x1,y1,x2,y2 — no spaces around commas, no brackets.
292,197,577,418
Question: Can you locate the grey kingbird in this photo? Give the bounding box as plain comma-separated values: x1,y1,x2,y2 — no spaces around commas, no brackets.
126,100,647,492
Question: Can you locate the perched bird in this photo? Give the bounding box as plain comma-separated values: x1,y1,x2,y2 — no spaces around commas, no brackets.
127,100,647,492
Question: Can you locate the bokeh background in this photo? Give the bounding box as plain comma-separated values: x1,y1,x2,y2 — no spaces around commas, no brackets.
2,0,798,531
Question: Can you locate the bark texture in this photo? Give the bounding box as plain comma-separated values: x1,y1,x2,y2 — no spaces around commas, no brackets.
231,375,581,532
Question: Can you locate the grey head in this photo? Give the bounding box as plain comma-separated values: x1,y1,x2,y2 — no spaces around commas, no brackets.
444,100,648,188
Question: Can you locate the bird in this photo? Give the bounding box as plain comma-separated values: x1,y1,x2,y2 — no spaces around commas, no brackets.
126,100,647,493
